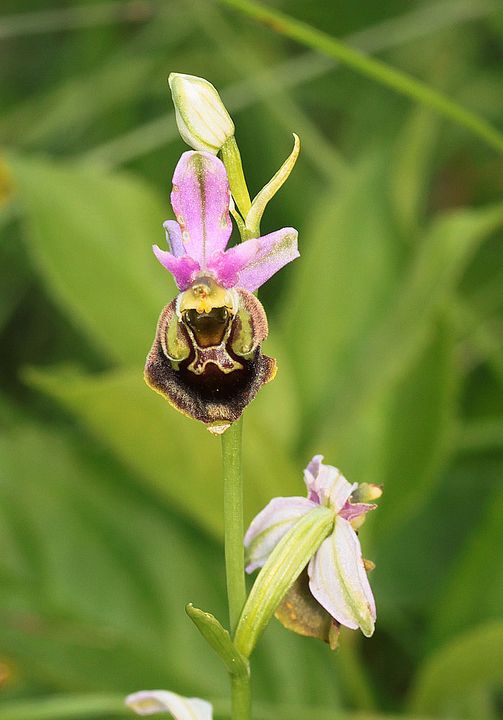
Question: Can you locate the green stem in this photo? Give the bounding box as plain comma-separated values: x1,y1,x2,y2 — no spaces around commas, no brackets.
221,137,252,221
218,0,503,155
221,417,250,720
222,417,246,633
231,674,252,719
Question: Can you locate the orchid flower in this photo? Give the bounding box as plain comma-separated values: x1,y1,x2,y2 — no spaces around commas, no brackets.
145,150,299,434
244,455,381,642
126,690,212,719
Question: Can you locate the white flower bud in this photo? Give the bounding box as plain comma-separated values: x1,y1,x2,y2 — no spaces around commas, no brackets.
168,73,234,154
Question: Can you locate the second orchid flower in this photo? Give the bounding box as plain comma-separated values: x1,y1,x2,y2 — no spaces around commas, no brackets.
244,455,381,644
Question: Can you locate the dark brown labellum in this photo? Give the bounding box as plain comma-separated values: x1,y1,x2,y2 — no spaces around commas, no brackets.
144,287,276,434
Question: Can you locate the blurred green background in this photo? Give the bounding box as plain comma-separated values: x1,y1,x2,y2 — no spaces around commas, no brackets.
0,0,502,718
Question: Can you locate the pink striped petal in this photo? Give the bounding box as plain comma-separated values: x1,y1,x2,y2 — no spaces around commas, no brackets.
170,151,232,267
152,246,199,290
308,517,376,637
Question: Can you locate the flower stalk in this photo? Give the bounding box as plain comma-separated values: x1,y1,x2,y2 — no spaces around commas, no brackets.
230,675,251,720
221,417,252,720
222,417,246,635
221,136,252,223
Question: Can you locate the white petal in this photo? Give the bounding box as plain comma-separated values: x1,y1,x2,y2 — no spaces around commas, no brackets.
244,496,317,572
303,456,356,512
308,517,376,637
125,690,212,719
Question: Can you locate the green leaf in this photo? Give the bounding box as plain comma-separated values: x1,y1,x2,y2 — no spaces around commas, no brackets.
408,621,503,718
282,155,399,429
25,364,300,538
244,332,300,456
0,231,30,333
373,321,459,534
371,452,502,662
185,604,249,678
25,364,223,537
0,694,126,720
457,416,503,453
0,691,440,720
218,0,503,154
429,482,503,646
334,203,503,427
389,106,440,237
0,424,227,696
11,155,173,365
316,201,503,480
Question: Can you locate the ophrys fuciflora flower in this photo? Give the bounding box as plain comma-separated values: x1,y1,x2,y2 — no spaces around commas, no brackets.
145,150,298,434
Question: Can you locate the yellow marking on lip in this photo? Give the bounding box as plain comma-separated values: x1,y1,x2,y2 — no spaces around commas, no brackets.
196,297,213,313
179,275,234,315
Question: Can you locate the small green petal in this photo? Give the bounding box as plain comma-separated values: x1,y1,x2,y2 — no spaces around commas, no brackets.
245,133,300,236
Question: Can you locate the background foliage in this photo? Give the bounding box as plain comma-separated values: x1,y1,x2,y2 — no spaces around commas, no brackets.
0,1,502,718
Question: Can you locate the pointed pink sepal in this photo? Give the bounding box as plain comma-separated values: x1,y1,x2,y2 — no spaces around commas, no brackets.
152,245,199,290
234,227,299,292
170,151,232,266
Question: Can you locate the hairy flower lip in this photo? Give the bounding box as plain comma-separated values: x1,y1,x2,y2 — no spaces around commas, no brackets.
244,455,379,638
144,290,277,432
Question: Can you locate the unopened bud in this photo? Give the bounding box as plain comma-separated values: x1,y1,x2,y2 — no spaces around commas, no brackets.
169,73,234,154
352,483,383,503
